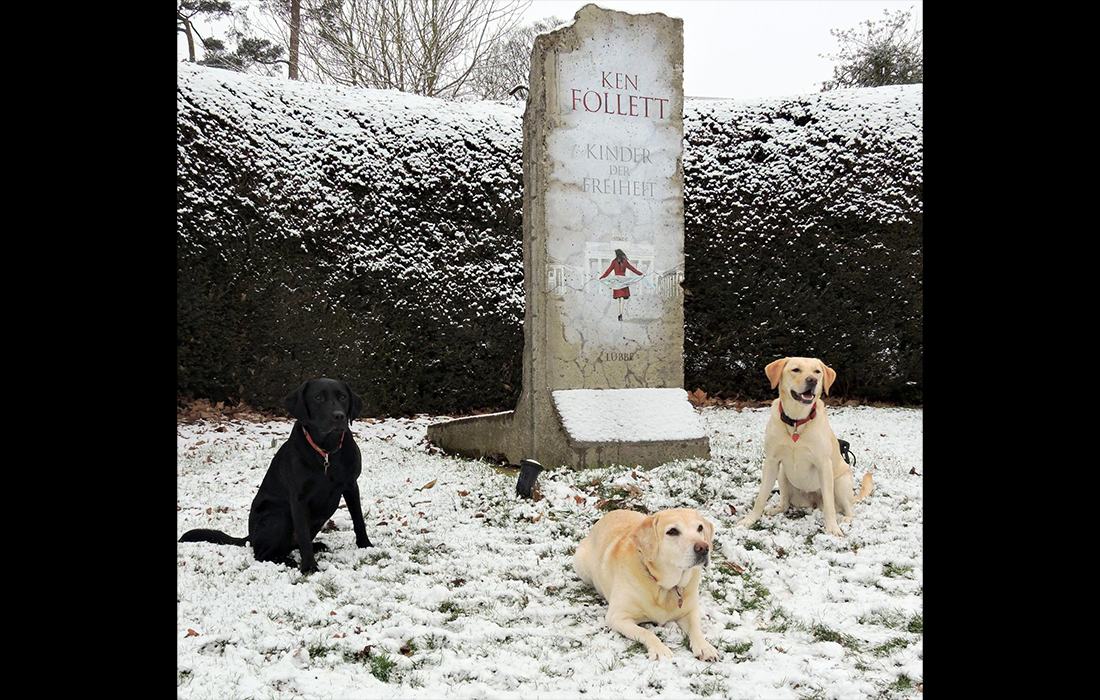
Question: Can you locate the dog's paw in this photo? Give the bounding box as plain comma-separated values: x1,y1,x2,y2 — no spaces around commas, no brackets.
693,640,720,661
356,536,373,548
648,643,674,661
311,542,330,553
764,505,786,517
736,516,757,528
838,515,853,524
824,523,845,537
300,560,320,574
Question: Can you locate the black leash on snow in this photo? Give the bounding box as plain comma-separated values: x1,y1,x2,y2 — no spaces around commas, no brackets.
837,439,857,469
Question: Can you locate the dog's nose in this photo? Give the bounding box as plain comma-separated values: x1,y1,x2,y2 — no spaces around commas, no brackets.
333,411,346,422
694,542,709,555
806,376,816,386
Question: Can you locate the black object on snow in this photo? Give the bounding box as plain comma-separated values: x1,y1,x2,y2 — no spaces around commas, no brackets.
516,459,544,499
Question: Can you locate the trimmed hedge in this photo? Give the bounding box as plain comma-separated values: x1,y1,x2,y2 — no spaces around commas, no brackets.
683,92,922,404
177,63,922,413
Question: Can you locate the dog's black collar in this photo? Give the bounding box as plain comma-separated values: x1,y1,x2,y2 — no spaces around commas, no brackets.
779,401,817,442
779,403,816,428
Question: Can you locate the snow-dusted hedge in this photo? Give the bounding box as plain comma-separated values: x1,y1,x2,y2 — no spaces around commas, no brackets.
683,88,922,403
177,63,922,413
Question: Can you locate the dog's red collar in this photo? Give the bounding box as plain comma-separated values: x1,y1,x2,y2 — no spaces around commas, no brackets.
303,428,345,473
779,402,816,442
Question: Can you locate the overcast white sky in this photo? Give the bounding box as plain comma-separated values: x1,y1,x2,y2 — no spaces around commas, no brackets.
526,1,922,98
179,1,922,100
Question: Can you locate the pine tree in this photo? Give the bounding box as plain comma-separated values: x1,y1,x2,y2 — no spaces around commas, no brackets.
178,1,286,75
177,1,233,63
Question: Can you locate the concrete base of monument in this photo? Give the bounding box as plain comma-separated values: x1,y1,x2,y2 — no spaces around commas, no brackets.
426,388,710,469
426,410,525,464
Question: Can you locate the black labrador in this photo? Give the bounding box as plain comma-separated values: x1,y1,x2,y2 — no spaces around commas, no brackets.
179,378,372,573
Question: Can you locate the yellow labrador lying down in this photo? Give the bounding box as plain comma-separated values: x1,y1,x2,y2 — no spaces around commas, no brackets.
573,509,719,661
738,357,873,536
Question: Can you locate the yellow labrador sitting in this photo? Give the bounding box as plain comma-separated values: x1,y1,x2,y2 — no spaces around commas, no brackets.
737,357,873,536
573,508,719,661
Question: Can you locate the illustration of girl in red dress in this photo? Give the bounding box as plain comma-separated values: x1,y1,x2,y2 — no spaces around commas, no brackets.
599,249,645,321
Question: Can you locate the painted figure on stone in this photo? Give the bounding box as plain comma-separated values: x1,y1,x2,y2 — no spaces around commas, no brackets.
600,249,645,321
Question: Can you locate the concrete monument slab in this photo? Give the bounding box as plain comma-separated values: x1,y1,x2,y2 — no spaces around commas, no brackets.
428,3,710,468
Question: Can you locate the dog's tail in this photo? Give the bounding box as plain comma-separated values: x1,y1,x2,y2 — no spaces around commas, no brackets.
853,472,874,503
178,528,248,547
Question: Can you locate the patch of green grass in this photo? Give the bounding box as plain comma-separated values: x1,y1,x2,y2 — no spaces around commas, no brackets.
625,641,648,655
907,613,923,635
438,600,463,622
407,542,437,565
738,576,771,611
369,652,397,682
597,656,624,672
872,637,911,656
564,583,603,606
890,673,916,692
315,578,340,600
723,640,753,657
306,640,331,658
808,623,862,651
691,676,728,696
882,562,913,578
743,539,765,551
421,633,448,650
858,608,905,628
764,606,792,633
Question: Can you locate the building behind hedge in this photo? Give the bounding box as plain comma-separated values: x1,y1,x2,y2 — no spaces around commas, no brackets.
177,63,922,415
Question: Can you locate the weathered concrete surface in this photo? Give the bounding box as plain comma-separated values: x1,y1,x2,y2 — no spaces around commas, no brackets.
428,3,709,468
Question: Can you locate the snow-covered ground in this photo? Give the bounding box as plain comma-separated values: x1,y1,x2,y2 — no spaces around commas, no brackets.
177,405,922,698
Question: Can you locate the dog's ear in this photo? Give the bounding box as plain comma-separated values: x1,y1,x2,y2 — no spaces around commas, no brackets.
632,513,661,562
764,358,788,389
284,380,311,421
701,514,715,544
343,381,363,420
820,362,837,395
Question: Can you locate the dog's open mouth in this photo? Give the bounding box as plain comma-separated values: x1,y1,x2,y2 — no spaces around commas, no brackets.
790,388,816,405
